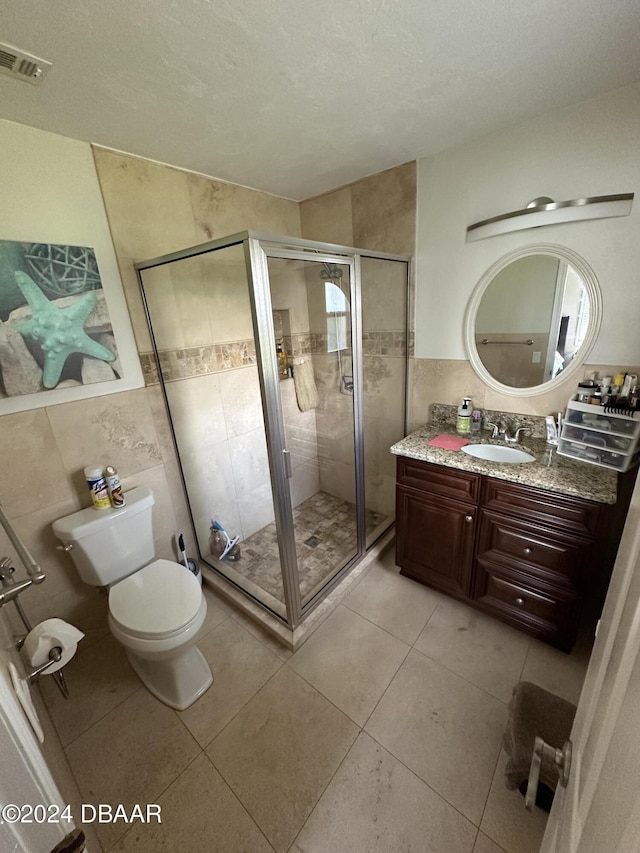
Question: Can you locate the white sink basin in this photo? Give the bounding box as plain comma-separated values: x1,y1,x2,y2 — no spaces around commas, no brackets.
461,444,535,464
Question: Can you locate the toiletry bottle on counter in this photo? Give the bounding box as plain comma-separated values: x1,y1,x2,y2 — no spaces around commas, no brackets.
470,409,482,434
84,465,110,510
105,465,126,507
456,398,472,435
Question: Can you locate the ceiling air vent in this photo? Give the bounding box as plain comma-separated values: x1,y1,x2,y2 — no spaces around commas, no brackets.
0,42,51,85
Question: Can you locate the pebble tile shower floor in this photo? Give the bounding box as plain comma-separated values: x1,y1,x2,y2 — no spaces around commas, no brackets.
220,491,387,603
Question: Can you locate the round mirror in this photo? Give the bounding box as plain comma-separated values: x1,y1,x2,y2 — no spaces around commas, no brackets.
464,245,602,396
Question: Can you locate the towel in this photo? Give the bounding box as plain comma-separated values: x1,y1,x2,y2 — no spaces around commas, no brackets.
428,434,470,450
503,682,576,792
293,359,319,412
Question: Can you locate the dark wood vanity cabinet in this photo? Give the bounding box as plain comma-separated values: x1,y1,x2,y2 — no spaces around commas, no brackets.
396,458,479,599
396,457,620,651
395,487,476,598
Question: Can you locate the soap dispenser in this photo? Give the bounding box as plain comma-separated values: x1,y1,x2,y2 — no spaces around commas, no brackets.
456,397,472,436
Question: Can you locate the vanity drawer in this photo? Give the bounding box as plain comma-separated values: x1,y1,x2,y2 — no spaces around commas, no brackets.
397,458,480,504
482,477,601,537
472,560,578,645
477,510,588,588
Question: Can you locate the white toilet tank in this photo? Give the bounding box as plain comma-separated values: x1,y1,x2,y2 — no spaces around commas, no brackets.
52,486,156,586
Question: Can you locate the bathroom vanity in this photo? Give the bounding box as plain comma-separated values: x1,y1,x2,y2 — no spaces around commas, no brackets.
393,425,635,651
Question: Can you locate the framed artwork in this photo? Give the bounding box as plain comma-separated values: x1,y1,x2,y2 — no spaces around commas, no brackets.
0,239,137,408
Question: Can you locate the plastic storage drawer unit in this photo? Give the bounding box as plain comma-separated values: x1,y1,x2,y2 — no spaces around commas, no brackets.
558,399,640,472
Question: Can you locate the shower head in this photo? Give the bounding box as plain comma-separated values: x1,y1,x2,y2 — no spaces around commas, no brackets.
319,263,343,281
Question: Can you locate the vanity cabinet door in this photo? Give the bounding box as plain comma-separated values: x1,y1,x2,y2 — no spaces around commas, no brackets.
396,485,475,598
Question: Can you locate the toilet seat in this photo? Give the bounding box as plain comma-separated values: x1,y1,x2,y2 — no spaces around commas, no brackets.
109,559,203,639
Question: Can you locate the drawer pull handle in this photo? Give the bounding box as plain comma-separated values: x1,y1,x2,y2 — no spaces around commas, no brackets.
524,547,532,555
465,515,473,523
515,597,525,606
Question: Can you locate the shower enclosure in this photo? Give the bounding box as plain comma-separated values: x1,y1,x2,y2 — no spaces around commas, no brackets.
136,232,409,632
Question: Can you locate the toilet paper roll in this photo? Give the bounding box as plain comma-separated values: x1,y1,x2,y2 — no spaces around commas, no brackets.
22,618,85,674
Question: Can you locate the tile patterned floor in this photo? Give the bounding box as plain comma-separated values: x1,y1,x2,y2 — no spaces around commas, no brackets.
39,543,593,852
219,491,387,603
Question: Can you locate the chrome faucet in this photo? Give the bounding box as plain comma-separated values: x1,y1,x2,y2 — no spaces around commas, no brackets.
506,426,531,444
486,421,530,444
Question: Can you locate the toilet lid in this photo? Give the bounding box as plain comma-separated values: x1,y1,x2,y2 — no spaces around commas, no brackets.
109,559,202,637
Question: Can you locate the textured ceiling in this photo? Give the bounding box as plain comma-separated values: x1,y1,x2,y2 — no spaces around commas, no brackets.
2,0,640,200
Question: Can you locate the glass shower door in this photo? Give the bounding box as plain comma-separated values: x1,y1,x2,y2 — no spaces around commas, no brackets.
138,231,409,631
360,256,409,547
266,254,360,608
138,241,288,620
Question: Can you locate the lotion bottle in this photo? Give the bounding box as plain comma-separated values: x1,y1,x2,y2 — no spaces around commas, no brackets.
104,465,126,507
456,397,472,435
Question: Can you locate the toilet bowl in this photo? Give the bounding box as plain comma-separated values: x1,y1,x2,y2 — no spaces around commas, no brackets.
108,559,213,710
52,486,213,711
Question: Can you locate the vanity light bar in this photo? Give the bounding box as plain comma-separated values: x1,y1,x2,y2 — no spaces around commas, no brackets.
466,193,634,242
480,338,533,346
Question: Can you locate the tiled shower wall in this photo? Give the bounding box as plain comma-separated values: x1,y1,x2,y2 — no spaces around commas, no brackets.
138,240,412,559
94,153,305,557
300,166,416,517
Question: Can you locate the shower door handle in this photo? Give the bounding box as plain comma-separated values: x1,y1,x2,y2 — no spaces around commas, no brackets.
283,449,293,479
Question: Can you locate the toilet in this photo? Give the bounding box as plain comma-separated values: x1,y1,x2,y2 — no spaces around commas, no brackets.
52,486,212,710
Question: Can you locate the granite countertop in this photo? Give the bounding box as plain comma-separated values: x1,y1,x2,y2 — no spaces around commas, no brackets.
391,424,618,505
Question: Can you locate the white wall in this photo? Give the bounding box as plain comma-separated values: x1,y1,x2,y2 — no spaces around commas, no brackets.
415,83,640,366
0,122,179,643
0,119,143,410
475,254,558,334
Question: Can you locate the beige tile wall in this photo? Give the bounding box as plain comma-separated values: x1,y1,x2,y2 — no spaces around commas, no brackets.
408,359,640,433
363,356,406,516
0,388,175,645
0,150,302,637
92,149,304,560
94,148,301,357
300,164,415,518
300,162,416,256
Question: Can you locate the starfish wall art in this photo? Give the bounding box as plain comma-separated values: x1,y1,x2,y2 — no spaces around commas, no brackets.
0,239,122,398
14,271,115,388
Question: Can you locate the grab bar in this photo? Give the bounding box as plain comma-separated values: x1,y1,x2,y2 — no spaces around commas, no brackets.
0,518,68,697
480,339,534,346
0,504,45,584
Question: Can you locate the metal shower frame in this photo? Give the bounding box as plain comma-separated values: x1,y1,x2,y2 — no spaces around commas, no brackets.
136,231,410,630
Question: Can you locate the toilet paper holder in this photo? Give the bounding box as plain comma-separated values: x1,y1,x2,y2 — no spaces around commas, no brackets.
15,635,64,684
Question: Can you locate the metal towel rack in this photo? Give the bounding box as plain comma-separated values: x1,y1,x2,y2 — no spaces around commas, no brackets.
480,338,534,346
0,503,68,696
